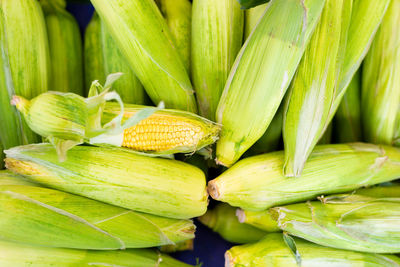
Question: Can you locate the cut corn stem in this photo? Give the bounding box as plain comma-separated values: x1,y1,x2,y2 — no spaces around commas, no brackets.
283,0,352,176
215,0,325,167
192,0,244,121
236,209,280,233
198,203,268,244
270,193,400,253
334,70,362,142
0,240,191,267
208,143,400,211
0,170,195,249
361,0,400,145
5,144,208,219
90,0,197,112
226,233,400,267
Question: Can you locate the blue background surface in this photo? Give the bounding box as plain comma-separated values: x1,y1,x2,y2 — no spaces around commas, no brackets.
66,3,232,266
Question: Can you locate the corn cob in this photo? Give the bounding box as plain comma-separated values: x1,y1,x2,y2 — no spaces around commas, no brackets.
0,170,194,249
160,239,194,253
41,0,83,95
192,0,244,121
244,3,268,40
283,0,352,177
5,144,208,219
317,122,332,145
208,143,400,211
362,0,400,146
246,103,283,155
270,193,400,253
198,203,268,244
322,0,391,135
236,209,279,233
1,0,50,144
215,0,325,167
226,233,400,267
84,12,105,91
90,0,197,112
334,70,362,142
159,0,191,72
237,0,270,9
0,240,191,267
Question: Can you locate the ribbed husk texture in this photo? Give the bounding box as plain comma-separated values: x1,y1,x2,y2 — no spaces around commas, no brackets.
215,0,325,167
90,0,197,112
208,143,400,211
244,3,268,40
283,0,352,176
5,144,208,219
0,170,195,249
0,0,50,145
226,233,400,267
270,193,400,253
191,0,244,121
198,203,267,244
362,0,400,146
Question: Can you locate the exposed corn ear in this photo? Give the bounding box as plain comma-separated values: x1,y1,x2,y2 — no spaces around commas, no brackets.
246,103,283,155
5,144,208,219
1,0,50,144
244,3,268,40
237,0,270,9
362,0,400,146
160,239,193,253
226,233,400,267
84,12,105,91
283,0,352,177
159,0,191,72
100,20,146,104
208,143,400,211
198,203,267,244
355,184,400,198
317,122,332,145
0,170,195,249
192,0,243,121
236,209,280,233
94,102,221,154
215,0,325,167
334,70,362,142
270,193,400,253
0,240,191,267
324,0,391,131
41,0,83,95
90,0,197,112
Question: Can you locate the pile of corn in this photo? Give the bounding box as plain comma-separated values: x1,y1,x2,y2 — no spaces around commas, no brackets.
0,0,399,266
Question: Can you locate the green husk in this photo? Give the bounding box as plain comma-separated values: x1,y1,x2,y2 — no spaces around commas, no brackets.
237,0,270,9
236,209,280,233
355,184,400,198
317,122,332,145
159,0,191,72
84,12,105,91
198,203,268,244
1,0,50,144
362,0,400,146
208,143,400,211
0,170,195,249
246,103,283,155
270,193,400,253
244,3,268,40
0,240,191,267
90,0,197,112
334,70,362,142
192,0,244,121
0,144,3,169
160,239,194,253
283,0,352,177
322,0,391,136
5,143,208,219
41,0,83,95
226,233,400,267
215,0,325,167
